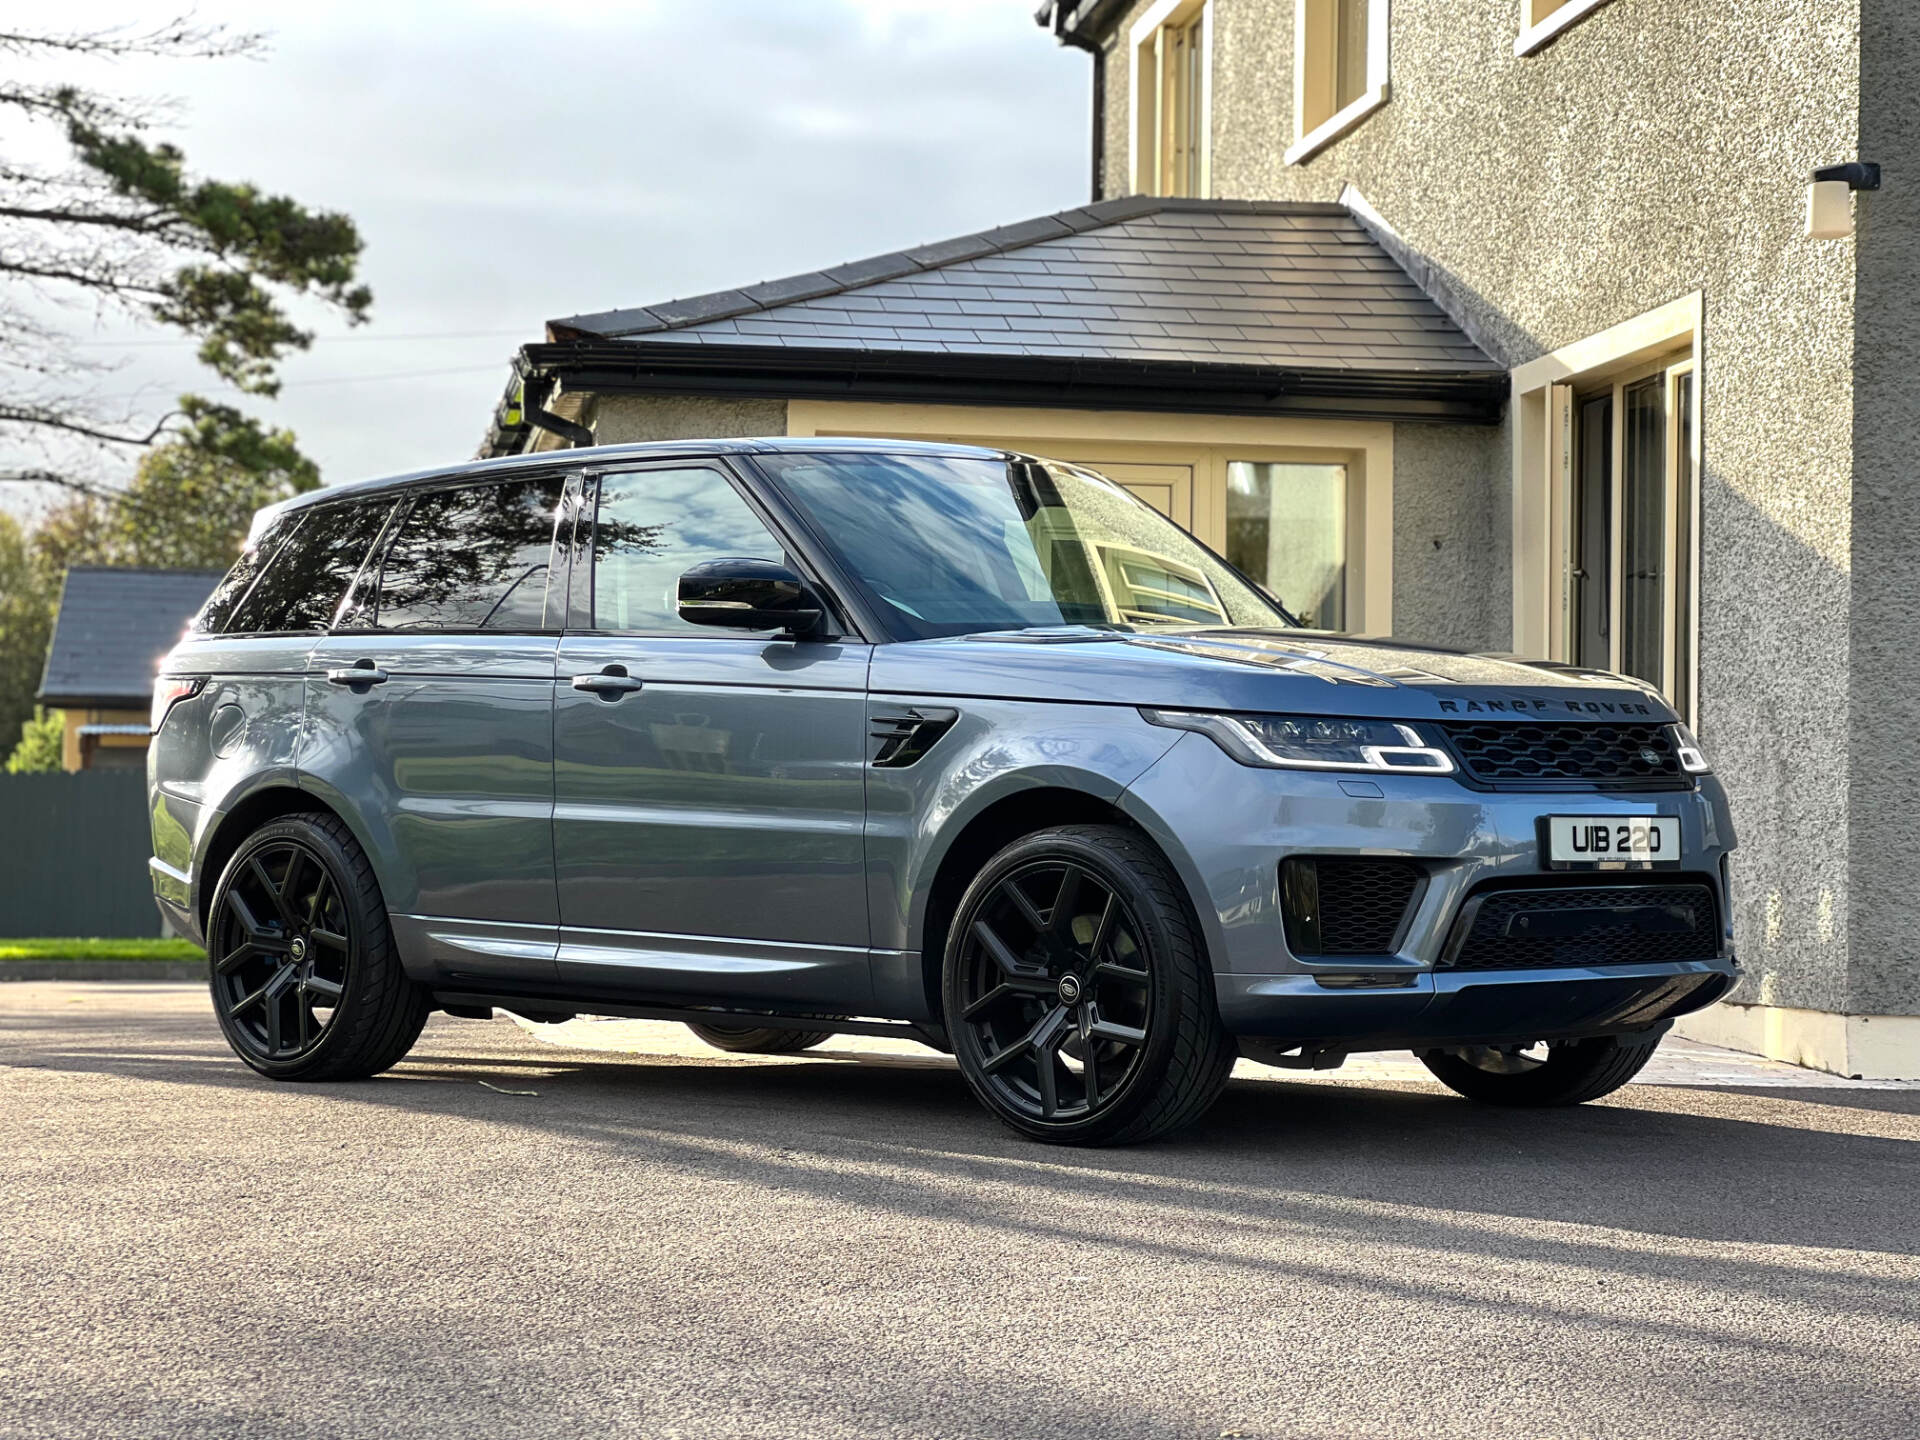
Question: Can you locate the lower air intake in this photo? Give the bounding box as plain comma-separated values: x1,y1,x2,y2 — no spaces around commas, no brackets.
1281,857,1424,957
1440,883,1721,971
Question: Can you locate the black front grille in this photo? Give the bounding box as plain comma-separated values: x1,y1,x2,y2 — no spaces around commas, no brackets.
1281,857,1424,956
1440,721,1688,789
1441,883,1720,970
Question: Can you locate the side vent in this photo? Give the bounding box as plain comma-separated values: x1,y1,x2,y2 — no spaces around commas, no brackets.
869,707,960,768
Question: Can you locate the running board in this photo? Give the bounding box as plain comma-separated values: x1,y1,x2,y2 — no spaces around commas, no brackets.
432,990,949,1051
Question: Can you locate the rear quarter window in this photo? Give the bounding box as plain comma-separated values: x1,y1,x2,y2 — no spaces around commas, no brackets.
227,500,395,634
193,512,302,635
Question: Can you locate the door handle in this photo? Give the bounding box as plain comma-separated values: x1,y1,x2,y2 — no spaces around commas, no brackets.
571,666,644,698
325,663,389,687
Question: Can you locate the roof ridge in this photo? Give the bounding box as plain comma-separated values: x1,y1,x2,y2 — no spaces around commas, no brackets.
548,197,1355,341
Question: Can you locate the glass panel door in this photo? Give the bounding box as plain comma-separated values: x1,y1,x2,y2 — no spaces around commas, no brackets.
1619,375,1667,690
1225,461,1348,630
1671,370,1696,722
1571,394,1612,671
1560,358,1698,720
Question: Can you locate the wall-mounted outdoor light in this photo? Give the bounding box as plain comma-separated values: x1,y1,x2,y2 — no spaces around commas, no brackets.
1807,161,1881,239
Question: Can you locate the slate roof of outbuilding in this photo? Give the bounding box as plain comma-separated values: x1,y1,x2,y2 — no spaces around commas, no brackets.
550,198,1494,375
37,568,222,707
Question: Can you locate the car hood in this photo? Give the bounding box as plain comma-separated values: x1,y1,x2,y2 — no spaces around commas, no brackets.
869,627,1678,724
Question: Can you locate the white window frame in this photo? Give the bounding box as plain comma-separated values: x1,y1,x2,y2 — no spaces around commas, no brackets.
1510,295,1703,724
1285,0,1391,167
1128,0,1212,198
1515,0,1614,57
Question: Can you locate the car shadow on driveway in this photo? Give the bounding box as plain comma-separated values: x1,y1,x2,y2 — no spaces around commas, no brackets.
10,1001,1918,1263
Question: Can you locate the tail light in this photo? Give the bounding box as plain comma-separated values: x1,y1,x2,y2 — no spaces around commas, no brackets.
151,676,205,733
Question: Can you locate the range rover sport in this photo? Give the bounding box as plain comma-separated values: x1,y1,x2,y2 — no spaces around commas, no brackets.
148,440,1739,1144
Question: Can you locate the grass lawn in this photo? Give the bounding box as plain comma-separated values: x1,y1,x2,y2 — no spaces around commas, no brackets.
0,938,205,962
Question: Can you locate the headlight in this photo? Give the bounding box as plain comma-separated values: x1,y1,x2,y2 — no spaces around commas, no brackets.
1140,710,1455,775
1672,722,1711,773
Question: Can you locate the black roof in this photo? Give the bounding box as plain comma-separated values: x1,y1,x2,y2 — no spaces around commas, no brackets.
553,198,1490,372
485,198,1503,456
38,568,223,709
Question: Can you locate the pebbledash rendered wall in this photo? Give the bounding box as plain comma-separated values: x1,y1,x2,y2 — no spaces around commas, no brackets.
1089,0,1892,1035
1849,0,1919,1028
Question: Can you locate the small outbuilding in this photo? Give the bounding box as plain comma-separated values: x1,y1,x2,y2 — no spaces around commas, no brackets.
37,567,221,771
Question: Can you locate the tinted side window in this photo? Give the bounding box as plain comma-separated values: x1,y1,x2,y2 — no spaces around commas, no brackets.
193,511,302,635
228,501,393,634
374,477,566,632
589,467,788,633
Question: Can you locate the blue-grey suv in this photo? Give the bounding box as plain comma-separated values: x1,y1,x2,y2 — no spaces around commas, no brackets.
148,440,1738,1144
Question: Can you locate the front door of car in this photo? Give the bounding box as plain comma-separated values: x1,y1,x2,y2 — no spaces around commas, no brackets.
303,472,570,986
551,461,872,1010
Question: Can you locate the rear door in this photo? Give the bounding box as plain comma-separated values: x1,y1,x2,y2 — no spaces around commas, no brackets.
302,473,571,985
551,461,872,1009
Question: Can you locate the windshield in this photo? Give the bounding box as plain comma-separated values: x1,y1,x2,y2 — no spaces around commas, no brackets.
757,452,1292,641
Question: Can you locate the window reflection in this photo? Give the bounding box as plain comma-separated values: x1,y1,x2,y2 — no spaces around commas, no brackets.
374,478,565,632
590,468,787,633
1225,461,1348,630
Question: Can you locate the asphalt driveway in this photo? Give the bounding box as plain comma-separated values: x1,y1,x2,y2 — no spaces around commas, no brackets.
2,982,1916,1440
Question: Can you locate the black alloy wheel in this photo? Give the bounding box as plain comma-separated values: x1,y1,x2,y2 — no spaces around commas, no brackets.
1418,1031,1664,1106
944,825,1235,1145
212,839,351,1062
686,1022,836,1054
208,813,429,1081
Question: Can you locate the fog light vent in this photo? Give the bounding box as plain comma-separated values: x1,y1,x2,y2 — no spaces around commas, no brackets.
1280,857,1424,957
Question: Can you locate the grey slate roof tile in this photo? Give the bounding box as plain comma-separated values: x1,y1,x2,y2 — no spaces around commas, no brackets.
39,568,223,706
549,199,1495,378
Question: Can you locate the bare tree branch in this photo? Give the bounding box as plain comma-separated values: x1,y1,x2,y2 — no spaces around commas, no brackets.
0,21,262,62
0,403,179,447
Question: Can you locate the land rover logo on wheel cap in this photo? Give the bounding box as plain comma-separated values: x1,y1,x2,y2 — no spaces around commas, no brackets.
1057,974,1083,1004
289,936,307,962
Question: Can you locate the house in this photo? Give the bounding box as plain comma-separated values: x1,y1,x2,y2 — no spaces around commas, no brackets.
37,568,222,771
477,0,1915,1078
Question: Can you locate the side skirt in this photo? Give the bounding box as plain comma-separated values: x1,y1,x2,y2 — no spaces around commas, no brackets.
433,988,952,1052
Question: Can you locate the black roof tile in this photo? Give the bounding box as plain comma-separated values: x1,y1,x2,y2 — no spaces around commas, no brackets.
38,568,223,707
545,198,1497,378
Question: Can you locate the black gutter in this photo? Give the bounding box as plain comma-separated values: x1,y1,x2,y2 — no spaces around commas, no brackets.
515,340,1507,427
1039,0,1128,201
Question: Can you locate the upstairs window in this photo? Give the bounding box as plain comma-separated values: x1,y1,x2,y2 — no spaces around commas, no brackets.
1129,0,1208,197
1516,0,1614,55
1286,0,1390,166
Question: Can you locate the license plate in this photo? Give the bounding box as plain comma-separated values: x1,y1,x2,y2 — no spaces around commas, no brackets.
1546,815,1679,868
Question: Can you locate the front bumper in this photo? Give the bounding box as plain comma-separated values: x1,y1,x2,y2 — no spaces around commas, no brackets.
1120,730,1740,1049
1216,960,1737,1050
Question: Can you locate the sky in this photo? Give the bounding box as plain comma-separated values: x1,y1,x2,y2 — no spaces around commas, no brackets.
4,0,1089,512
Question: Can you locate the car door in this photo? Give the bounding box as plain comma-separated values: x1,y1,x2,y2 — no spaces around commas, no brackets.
302,472,570,986
551,460,872,1010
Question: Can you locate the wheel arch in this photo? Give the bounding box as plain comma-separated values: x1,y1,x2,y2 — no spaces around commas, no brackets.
914,785,1186,1023
194,784,384,937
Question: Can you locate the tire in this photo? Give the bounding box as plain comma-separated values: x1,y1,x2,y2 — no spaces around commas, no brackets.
206,812,430,1081
1417,1032,1663,1107
942,824,1235,1146
686,1022,835,1054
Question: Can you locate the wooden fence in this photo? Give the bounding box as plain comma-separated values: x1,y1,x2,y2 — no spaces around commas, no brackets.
0,771,163,937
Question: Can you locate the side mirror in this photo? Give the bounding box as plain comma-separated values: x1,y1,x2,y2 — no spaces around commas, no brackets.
677,557,826,637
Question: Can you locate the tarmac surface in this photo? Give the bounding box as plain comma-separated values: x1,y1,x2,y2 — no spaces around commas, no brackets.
3,980,1917,1440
